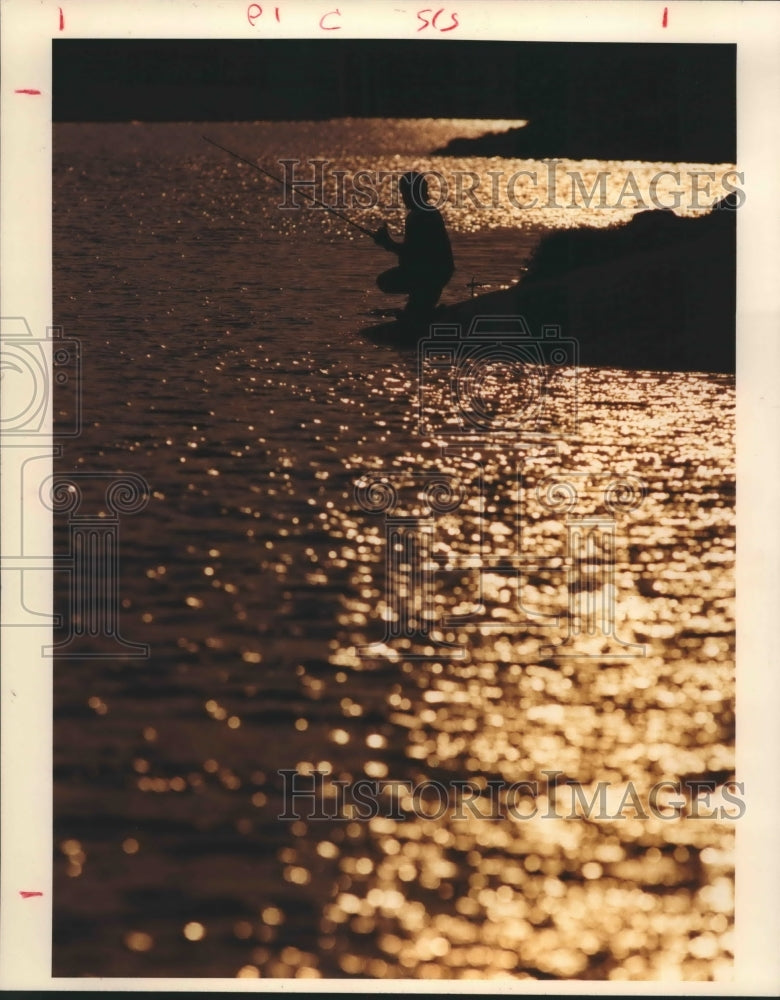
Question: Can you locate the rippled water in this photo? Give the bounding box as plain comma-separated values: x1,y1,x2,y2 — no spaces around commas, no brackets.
53,121,735,980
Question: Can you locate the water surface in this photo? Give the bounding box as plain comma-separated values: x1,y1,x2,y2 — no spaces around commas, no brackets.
53,120,735,980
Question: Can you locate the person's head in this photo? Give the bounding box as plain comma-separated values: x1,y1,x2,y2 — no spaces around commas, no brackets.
399,171,430,210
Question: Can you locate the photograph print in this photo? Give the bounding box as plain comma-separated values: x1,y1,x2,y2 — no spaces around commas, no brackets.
45,28,742,983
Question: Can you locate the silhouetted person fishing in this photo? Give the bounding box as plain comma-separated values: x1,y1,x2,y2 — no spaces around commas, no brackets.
373,171,454,321
202,141,455,322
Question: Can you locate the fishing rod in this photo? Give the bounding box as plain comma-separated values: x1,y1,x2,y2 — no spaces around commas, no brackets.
203,135,376,239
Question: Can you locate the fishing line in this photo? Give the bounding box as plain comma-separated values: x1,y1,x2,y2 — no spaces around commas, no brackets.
203,135,376,238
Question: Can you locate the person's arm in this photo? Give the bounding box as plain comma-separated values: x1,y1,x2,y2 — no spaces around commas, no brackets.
373,223,402,253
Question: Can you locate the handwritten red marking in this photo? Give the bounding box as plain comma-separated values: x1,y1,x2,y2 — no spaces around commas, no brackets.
15,89,42,95
247,3,262,26
417,8,458,32
19,891,43,898
319,8,341,29
275,6,280,20
59,7,64,30
662,7,668,26
439,9,458,31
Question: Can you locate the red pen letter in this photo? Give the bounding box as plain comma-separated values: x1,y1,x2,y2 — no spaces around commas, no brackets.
320,9,341,29
440,11,458,31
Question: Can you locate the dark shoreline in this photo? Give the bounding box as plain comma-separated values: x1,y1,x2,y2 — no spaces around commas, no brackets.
365,199,737,375
431,121,735,165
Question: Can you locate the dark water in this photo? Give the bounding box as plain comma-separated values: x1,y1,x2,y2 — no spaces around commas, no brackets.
53,121,735,980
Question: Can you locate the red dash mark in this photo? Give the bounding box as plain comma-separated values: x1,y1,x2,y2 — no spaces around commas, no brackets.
662,7,668,27
19,891,44,899
59,7,65,30
15,89,42,95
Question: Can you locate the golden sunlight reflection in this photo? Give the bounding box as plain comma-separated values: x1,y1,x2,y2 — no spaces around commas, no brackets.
303,368,734,980
54,121,735,980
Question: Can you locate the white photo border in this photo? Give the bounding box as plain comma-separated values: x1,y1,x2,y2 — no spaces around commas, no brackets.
1,0,778,992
